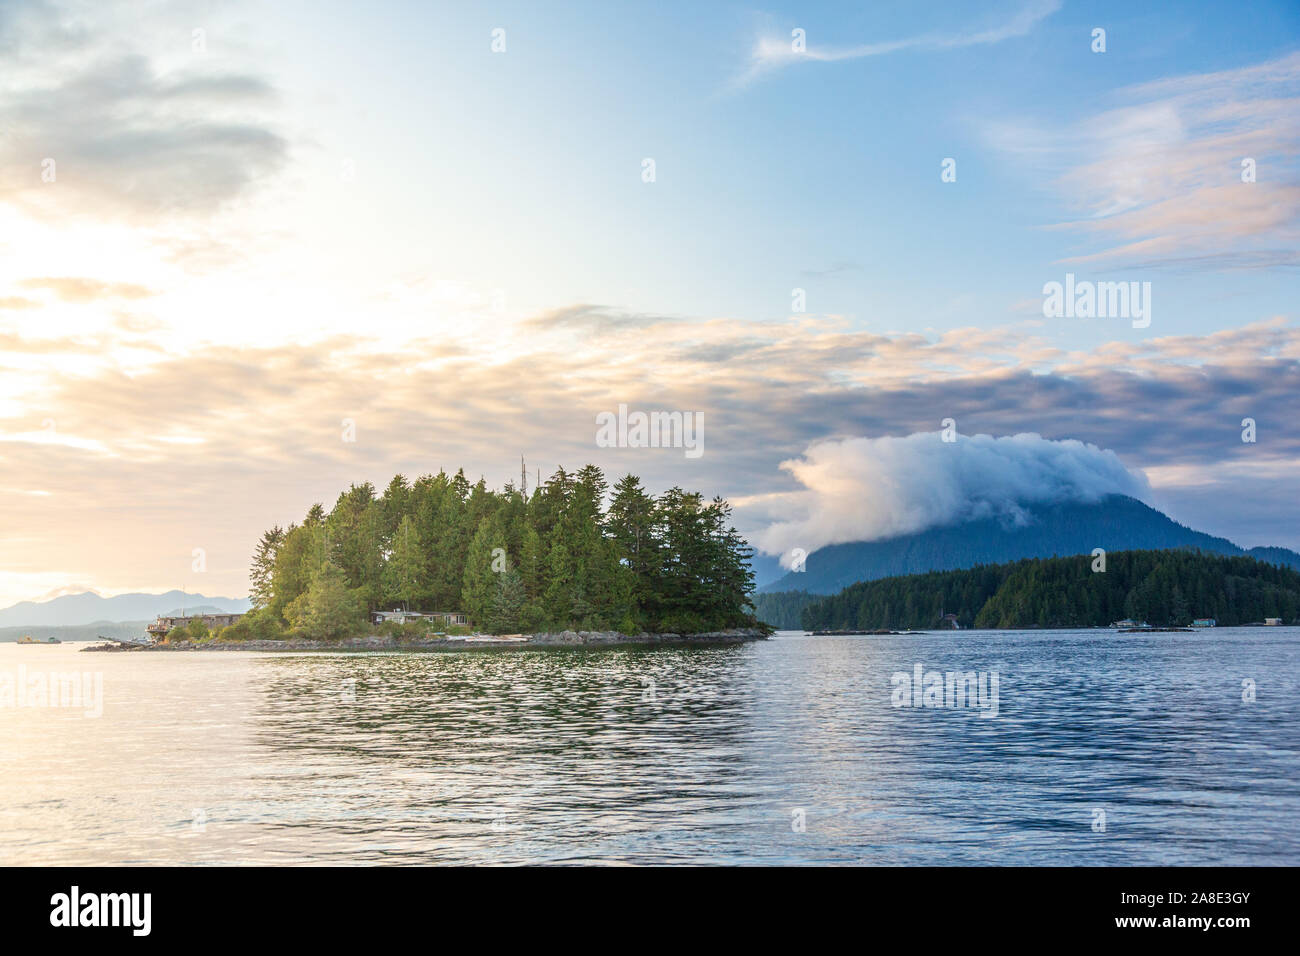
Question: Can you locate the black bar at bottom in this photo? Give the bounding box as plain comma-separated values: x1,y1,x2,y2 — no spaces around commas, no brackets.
0,865,1287,943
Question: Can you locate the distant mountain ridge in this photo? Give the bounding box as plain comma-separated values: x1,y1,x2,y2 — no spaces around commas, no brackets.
0,590,250,628
758,495,1300,595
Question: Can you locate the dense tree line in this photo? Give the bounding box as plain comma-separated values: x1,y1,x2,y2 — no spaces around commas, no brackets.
800,549,1300,631
751,590,821,630
223,466,759,639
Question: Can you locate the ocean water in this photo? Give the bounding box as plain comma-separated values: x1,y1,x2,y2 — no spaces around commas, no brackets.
1,628,1297,865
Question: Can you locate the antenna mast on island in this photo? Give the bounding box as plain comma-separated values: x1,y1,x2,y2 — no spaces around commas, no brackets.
521,454,527,497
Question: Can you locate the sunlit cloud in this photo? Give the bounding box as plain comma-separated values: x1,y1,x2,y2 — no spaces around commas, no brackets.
17,277,155,302
989,51,1300,271
0,310,1296,605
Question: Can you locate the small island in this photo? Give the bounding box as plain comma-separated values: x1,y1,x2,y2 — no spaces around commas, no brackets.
93,464,769,652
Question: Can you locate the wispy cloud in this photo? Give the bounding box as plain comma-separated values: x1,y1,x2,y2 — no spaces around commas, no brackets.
735,0,1061,87
989,51,1300,271
18,277,154,303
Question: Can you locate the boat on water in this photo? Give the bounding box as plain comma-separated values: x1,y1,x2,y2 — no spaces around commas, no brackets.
1111,620,1193,633
16,634,61,645
1111,619,1150,630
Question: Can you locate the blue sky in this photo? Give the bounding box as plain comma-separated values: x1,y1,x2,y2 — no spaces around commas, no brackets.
0,0,1297,604
250,0,1299,337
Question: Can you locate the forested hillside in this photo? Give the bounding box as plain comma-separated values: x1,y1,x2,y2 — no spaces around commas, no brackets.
800,550,1300,631
760,495,1300,595
226,466,758,639
750,590,821,629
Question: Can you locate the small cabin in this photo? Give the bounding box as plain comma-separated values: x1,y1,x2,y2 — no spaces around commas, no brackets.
370,610,469,628
1264,617,1282,626
147,612,245,638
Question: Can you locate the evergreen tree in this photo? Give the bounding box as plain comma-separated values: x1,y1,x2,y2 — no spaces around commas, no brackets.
249,525,285,609
383,515,424,610
267,522,321,625
462,514,506,627
542,539,575,627
489,567,527,633
294,558,365,639
606,474,659,618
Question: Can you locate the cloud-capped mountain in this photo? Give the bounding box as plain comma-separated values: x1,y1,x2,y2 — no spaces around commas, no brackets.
758,495,1300,595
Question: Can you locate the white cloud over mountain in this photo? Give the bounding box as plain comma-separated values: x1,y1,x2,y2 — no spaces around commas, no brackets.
755,432,1149,563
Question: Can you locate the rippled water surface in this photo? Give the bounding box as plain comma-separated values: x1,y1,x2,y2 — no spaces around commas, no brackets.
2,628,1297,865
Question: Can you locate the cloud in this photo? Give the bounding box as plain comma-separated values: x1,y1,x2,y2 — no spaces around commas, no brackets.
736,0,1060,86
989,51,1300,271
2,310,1298,603
754,432,1149,561
524,304,677,334
18,277,154,302
0,3,288,222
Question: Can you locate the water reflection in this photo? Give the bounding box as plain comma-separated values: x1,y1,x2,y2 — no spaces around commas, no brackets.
244,646,762,863
2,629,1297,864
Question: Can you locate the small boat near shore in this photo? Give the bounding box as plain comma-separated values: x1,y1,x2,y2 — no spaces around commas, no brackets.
1111,619,1149,630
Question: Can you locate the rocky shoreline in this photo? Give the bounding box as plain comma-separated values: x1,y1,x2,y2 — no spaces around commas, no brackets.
82,627,769,652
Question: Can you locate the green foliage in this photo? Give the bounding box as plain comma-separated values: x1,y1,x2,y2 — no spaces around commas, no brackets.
249,525,285,609
216,607,285,641
751,590,821,630
251,464,758,638
376,619,431,639
383,514,425,610
487,567,527,633
462,514,506,627
288,558,366,639
800,549,1300,631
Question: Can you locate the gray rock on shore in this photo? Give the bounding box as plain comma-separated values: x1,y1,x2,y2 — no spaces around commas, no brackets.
82,627,769,652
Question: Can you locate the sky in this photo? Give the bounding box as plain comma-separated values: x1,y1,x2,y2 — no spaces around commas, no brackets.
0,0,1297,607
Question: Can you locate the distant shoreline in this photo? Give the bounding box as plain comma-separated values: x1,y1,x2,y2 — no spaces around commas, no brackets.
80,627,769,653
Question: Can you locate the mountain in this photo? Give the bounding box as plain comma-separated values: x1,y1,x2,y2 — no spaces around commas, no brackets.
747,551,786,589
0,621,150,644
0,590,250,628
758,495,1300,595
